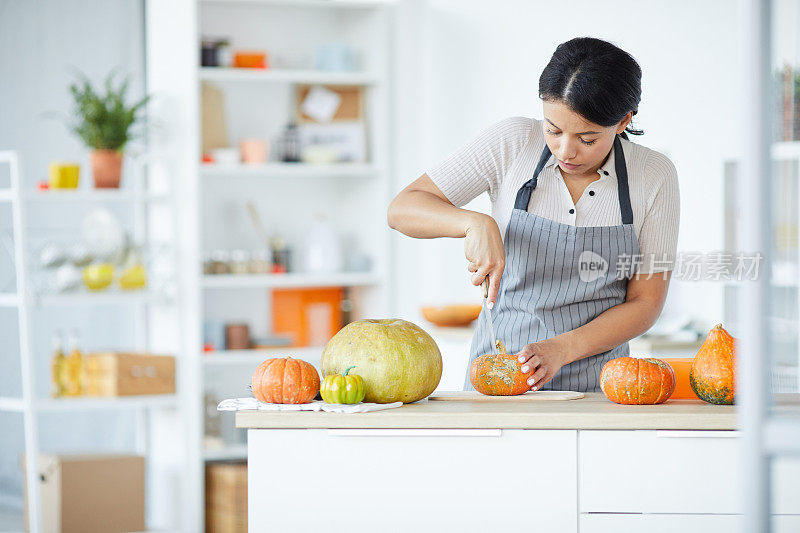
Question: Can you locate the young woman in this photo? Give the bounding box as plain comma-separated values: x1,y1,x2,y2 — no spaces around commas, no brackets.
387,37,680,392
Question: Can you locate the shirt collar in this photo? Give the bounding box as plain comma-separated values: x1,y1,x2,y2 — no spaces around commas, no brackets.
543,143,617,179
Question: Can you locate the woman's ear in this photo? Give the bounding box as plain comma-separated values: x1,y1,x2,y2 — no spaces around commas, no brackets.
616,112,634,134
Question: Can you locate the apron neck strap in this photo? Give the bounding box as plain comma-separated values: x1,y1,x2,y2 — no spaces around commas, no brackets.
513,142,553,210
514,134,634,225
613,135,634,225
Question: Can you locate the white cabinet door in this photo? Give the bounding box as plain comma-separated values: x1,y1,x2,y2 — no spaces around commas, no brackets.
580,430,740,513
248,428,577,532
579,430,800,515
580,513,800,533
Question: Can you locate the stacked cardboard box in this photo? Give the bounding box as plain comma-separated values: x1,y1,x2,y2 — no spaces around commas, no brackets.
83,352,175,396
23,454,144,533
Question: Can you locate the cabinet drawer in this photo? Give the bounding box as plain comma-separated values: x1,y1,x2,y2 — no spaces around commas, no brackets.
579,430,800,514
580,513,800,533
249,429,577,532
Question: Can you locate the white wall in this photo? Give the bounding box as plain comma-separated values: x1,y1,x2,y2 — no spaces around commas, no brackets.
392,0,744,341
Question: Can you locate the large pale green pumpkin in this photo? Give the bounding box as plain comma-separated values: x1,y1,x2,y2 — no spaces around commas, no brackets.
321,319,442,403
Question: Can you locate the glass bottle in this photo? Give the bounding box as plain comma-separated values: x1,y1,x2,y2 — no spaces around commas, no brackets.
280,123,301,163
64,330,83,397
50,330,66,398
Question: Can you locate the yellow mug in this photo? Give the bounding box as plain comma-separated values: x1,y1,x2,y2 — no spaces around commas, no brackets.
48,162,80,189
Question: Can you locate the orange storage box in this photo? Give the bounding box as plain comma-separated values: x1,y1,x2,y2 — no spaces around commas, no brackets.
662,358,699,400
233,51,267,69
271,287,344,347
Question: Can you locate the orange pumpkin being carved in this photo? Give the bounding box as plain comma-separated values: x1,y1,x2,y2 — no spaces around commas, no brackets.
470,341,530,396
690,324,736,405
251,357,320,404
599,357,676,405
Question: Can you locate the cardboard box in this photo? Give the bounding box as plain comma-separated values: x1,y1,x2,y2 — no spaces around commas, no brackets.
83,352,175,396
205,462,247,533
23,454,145,533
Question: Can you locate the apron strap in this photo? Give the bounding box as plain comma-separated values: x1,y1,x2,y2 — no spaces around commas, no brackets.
513,143,553,210
513,134,634,226
613,135,634,225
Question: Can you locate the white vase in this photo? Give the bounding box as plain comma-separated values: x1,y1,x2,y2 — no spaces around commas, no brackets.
305,215,343,273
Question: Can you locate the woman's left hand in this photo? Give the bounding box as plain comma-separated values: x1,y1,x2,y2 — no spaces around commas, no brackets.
516,338,573,391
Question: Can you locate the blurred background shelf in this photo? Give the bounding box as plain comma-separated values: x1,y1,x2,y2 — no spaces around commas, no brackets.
0,394,179,414
33,394,178,412
199,67,379,85
773,141,800,158
202,272,380,289
200,0,392,8
203,346,323,365
0,293,19,307
33,289,175,306
0,397,25,413
203,444,247,462
22,190,171,203
200,162,379,178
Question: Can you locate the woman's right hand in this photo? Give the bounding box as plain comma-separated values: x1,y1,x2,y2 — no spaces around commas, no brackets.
464,213,505,307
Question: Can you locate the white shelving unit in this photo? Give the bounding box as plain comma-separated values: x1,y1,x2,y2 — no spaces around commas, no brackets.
146,0,395,529
723,145,800,393
0,150,189,532
740,1,800,531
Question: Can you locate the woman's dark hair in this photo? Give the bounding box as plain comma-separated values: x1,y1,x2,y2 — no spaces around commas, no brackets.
539,37,643,139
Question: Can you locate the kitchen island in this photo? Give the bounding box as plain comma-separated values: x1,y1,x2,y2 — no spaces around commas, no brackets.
237,393,800,532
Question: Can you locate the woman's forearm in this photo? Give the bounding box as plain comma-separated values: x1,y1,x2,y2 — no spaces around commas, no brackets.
559,298,662,363
387,189,483,239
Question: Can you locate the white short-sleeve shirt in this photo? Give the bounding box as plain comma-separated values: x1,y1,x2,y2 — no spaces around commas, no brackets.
426,116,680,274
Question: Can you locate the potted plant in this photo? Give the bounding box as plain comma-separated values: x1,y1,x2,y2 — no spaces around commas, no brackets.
66,72,149,188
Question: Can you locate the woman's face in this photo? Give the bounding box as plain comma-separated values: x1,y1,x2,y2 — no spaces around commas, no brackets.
541,99,632,177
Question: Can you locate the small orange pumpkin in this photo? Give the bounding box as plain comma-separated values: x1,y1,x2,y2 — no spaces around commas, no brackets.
251,357,320,404
600,357,676,405
469,341,530,396
690,324,736,405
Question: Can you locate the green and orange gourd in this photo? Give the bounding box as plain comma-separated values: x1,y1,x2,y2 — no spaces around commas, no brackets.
690,324,736,405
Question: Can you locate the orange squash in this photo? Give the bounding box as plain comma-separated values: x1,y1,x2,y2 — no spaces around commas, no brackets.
599,357,676,404
690,324,736,405
469,341,531,396
251,357,320,404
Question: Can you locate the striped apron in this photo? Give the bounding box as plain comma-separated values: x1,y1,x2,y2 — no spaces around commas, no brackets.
465,135,640,392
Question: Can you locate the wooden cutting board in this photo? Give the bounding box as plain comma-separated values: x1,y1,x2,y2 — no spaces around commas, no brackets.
429,391,585,402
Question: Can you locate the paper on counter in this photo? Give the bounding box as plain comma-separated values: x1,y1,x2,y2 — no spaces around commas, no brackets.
217,397,403,413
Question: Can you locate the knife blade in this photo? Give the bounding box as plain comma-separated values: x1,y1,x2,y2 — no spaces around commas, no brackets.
482,278,497,351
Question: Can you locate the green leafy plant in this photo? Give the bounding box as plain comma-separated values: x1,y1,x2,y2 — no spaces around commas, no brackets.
67,71,149,151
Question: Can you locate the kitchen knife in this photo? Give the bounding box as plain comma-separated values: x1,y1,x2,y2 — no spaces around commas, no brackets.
482,278,498,351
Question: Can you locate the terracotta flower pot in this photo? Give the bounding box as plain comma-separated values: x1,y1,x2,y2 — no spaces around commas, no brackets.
90,149,123,189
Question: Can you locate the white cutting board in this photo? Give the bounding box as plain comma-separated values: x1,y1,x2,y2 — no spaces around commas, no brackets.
429,391,584,402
